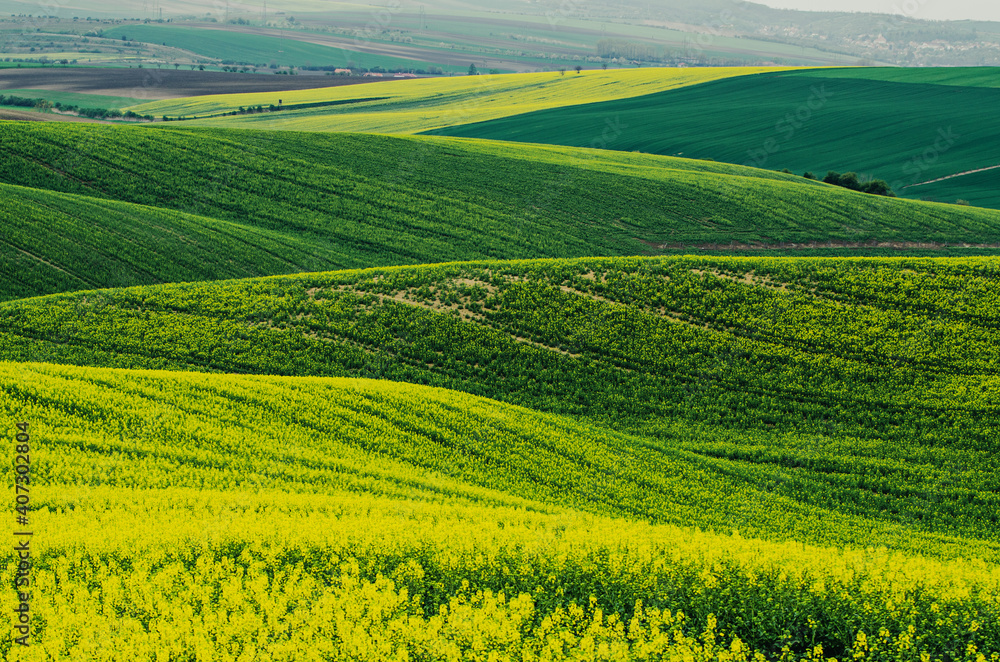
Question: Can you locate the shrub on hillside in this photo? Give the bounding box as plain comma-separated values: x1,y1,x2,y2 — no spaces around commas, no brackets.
823,171,896,197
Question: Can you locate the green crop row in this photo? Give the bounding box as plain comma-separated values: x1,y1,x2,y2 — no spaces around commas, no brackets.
5,123,1000,300
0,181,340,302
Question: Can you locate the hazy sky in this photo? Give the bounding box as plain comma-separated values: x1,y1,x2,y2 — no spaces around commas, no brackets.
755,0,1000,22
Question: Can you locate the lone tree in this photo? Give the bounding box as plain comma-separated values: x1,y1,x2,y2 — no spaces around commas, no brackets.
468,63,478,75
575,65,582,74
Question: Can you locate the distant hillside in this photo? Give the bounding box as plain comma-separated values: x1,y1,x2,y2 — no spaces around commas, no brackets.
5,123,1000,301
528,0,1000,66
429,68,1000,209
126,68,783,132
3,0,997,69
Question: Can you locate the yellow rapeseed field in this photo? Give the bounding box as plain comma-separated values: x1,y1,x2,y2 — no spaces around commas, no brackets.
127,67,798,134
2,361,999,660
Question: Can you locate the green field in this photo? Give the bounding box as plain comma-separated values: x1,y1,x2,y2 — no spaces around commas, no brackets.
0,181,343,301
4,59,1000,659
99,24,465,73
5,123,1000,301
428,68,1000,209
0,89,147,110
6,254,1000,658
903,167,1000,209
5,256,1000,552
0,52,125,63
791,66,1000,88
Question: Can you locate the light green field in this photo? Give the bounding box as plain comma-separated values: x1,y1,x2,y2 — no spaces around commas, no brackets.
0,52,124,61
127,66,798,132
0,89,147,109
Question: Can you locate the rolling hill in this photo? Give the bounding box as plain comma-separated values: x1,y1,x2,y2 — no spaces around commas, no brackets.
0,181,341,302
428,67,1000,209
3,360,999,659
4,122,1000,300
5,256,1000,556
4,61,1000,660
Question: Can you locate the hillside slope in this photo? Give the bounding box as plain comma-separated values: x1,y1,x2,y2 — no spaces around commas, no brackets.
7,256,1000,444
10,361,985,555
0,181,345,302
429,68,1000,209
99,24,452,73
4,123,1000,302
3,361,999,660
5,256,1000,554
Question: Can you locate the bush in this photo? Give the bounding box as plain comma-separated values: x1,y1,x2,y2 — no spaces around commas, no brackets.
862,179,895,197
823,171,894,197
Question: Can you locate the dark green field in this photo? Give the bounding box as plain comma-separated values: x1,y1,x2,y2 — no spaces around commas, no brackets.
428,68,1000,209
901,167,1000,209
791,67,1000,88
0,181,339,302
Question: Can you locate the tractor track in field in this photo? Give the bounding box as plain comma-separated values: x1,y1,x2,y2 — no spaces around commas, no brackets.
641,239,1000,252
905,164,1000,189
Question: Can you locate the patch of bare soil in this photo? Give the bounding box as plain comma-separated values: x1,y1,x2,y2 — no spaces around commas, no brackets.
0,67,385,101
0,108,106,123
